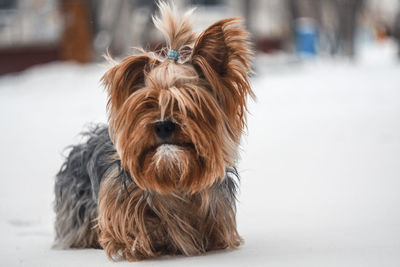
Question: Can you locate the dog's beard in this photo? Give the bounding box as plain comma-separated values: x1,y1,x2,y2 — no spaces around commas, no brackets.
149,144,191,184
135,143,200,194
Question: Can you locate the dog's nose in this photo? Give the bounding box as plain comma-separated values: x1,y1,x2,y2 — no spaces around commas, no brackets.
154,120,175,141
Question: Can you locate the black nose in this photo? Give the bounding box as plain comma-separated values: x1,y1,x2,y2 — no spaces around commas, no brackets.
154,120,175,141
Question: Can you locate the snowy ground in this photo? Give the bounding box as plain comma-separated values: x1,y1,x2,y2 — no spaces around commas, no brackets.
1,42,399,266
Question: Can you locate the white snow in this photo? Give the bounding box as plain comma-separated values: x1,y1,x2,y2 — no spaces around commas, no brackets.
1,41,399,266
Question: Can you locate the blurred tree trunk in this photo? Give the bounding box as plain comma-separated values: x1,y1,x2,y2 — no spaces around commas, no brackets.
60,0,93,63
287,0,298,51
334,0,364,58
108,0,133,57
394,8,400,59
243,0,253,34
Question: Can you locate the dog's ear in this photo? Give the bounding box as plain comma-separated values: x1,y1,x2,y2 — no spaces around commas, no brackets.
191,18,252,79
102,55,157,113
191,18,254,126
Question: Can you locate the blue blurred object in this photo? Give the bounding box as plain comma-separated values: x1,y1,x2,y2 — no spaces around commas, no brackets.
295,18,318,57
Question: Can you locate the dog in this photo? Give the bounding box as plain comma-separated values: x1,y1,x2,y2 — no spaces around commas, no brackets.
54,2,254,261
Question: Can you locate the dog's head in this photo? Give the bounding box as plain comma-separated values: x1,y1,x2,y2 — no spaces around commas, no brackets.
102,2,253,195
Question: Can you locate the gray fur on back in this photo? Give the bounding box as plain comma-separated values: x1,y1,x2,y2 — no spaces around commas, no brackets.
54,124,116,248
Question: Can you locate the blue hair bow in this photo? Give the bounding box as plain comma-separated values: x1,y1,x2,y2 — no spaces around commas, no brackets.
167,49,180,61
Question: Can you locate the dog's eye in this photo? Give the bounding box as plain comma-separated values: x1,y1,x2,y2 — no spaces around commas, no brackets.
205,85,213,93
144,97,157,108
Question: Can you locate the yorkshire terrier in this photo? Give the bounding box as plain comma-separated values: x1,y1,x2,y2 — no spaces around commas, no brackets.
54,2,254,261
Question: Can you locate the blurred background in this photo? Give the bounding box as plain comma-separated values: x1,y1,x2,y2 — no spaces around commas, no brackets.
0,0,400,73
1,1,400,266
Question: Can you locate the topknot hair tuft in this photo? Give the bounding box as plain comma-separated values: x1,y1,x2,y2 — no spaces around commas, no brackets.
152,1,197,53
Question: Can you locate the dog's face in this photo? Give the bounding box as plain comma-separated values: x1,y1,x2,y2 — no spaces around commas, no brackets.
102,18,253,195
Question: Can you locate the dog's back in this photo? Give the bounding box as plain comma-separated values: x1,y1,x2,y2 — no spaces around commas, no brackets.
54,125,114,248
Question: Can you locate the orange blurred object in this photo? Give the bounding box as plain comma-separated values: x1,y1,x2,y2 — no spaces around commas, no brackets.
60,0,93,63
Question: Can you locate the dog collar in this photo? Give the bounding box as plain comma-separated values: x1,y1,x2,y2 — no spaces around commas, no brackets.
167,49,180,61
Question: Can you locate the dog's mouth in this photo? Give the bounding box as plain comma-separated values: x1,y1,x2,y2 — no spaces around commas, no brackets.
138,142,195,166
150,142,194,152
159,142,194,150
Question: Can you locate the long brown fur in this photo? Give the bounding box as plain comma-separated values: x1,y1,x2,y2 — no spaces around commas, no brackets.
98,168,241,261
95,2,253,261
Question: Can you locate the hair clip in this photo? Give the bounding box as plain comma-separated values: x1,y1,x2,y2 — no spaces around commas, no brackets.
167,49,180,61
